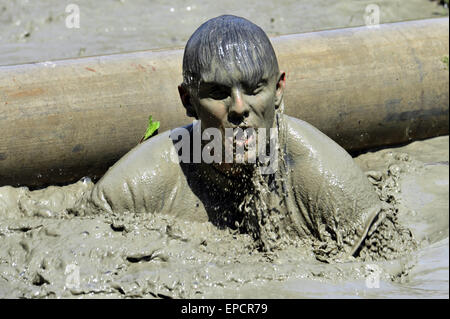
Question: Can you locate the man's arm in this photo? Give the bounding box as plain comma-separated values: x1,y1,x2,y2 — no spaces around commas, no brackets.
286,116,383,258
73,130,183,216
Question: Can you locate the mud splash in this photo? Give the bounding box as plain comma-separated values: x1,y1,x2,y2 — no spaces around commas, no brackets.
1,136,447,298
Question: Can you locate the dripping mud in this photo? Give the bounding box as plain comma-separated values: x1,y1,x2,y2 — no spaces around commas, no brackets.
0,136,448,298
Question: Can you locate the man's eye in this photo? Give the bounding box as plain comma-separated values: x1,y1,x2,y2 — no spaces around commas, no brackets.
209,89,229,100
246,82,266,95
252,85,264,95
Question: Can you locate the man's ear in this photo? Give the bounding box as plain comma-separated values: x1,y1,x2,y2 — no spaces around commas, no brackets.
274,72,286,109
178,84,198,119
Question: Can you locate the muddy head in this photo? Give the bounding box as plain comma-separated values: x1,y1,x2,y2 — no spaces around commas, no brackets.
178,15,286,173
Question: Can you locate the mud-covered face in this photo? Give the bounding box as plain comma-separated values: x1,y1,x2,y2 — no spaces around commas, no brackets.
191,66,285,156
178,57,286,171
198,65,283,124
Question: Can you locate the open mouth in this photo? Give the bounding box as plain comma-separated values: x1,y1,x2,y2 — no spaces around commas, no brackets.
226,127,257,151
221,127,259,164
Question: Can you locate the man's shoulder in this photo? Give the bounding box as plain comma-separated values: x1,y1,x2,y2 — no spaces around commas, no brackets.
284,114,333,146
282,114,361,183
96,125,194,187
120,123,194,166
89,125,194,214
283,114,348,160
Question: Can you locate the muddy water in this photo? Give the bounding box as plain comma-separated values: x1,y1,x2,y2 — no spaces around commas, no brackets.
0,0,448,66
0,0,448,299
0,136,447,298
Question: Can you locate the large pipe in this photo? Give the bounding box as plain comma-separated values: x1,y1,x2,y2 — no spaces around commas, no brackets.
0,18,448,188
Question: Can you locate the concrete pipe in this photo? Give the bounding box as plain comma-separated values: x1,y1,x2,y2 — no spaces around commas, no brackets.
0,18,448,188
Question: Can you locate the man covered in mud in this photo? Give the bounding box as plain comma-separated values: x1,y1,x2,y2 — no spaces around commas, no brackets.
71,15,393,261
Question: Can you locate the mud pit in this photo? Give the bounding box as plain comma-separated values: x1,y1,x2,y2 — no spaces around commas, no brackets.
0,136,447,298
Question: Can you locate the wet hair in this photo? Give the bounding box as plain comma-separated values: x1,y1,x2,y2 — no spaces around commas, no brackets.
182,15,279,92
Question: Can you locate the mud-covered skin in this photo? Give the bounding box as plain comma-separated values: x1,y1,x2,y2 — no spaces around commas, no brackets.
74,114,382,258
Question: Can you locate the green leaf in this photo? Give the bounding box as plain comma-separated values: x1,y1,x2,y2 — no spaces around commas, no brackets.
141,115,160,142
442,55,449,70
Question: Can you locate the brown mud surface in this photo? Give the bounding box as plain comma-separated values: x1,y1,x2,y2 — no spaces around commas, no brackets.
0,0,448,66
0,136,447,298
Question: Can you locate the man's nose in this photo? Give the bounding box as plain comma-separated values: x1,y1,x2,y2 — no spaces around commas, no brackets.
228,88,250,125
